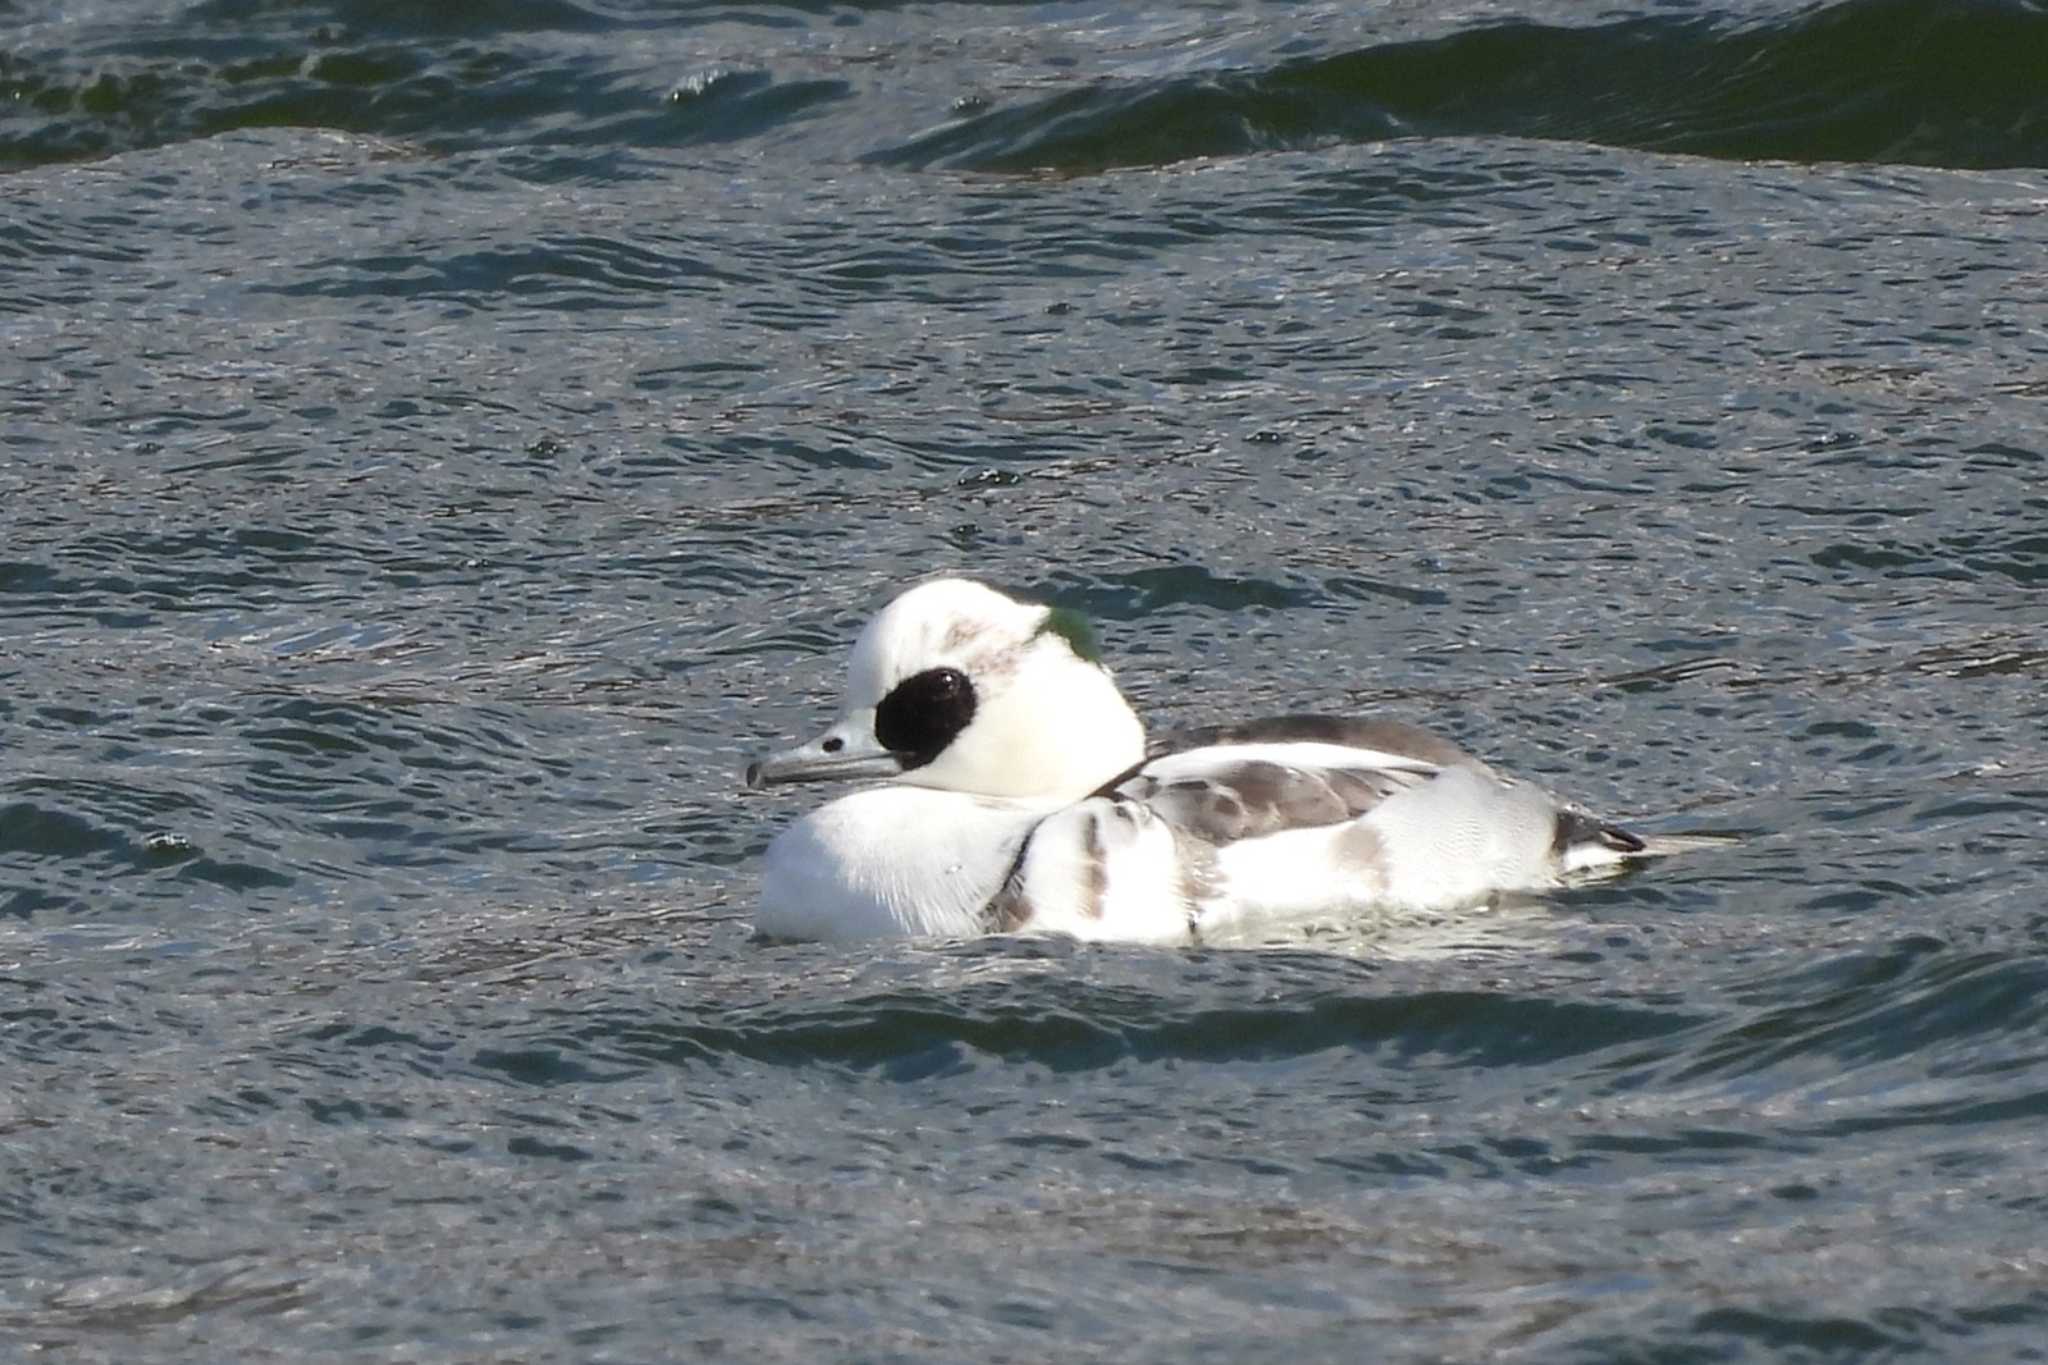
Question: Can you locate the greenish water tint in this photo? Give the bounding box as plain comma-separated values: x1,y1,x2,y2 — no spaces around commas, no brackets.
882,0,2048,172
4,0,2048,1360
5,0,2048,171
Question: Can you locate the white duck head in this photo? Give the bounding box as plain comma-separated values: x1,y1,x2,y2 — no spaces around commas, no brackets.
746,577,1146,802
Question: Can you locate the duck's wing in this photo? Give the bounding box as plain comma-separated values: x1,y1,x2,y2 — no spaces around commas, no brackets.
1116,759,1426,845
1111,714,1487,847
1147,714,1488,772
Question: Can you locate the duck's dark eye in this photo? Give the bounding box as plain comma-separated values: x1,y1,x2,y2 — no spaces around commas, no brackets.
874,667,977,770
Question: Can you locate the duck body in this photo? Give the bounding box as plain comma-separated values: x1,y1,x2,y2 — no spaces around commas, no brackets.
748,579,1659,945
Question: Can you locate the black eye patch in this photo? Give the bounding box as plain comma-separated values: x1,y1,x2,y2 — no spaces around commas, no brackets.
874,667,977,770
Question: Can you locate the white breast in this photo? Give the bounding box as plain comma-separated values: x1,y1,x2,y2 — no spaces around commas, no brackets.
756,787,1058,942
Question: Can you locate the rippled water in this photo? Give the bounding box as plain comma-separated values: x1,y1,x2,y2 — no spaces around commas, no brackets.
5,0,2048,1358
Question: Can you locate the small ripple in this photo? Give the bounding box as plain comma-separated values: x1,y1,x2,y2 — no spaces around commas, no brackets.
255,233,754,310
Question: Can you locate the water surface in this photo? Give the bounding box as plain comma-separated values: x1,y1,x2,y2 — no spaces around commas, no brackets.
5,0,2048,1359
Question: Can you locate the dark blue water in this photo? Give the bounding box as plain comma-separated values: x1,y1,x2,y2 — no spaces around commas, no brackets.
6,0,2048,1358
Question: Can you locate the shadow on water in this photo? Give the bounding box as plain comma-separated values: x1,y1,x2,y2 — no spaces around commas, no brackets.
596,978,1705,1077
